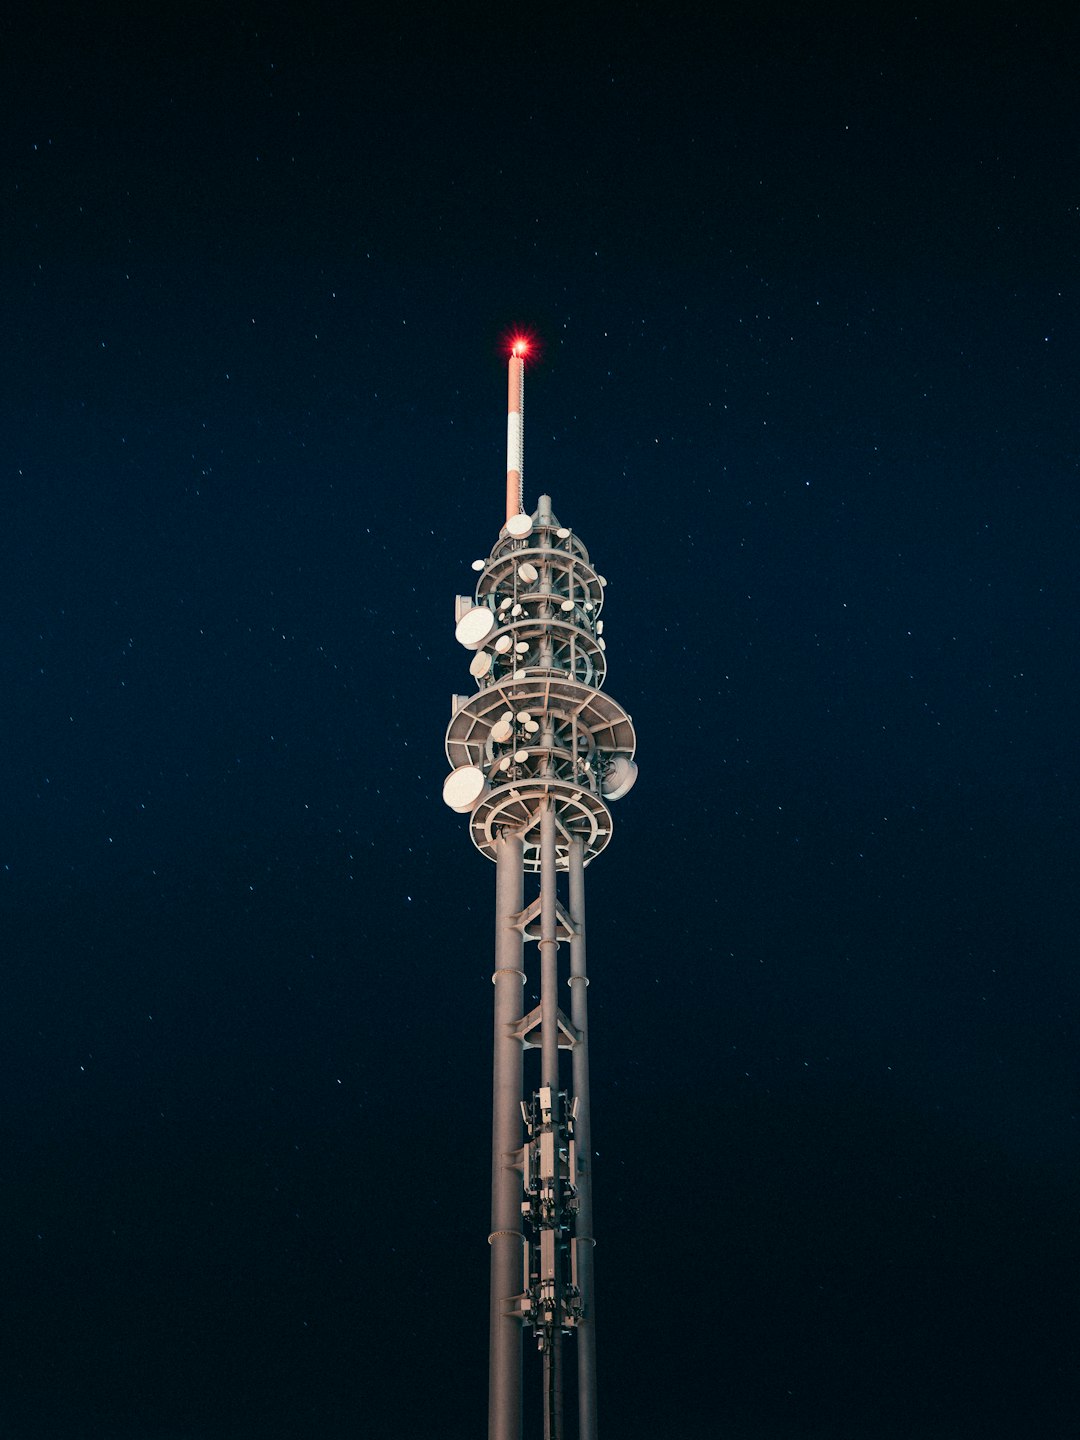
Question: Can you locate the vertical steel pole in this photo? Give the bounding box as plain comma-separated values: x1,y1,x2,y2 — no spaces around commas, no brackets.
539,803,560,1093
490,832,525,1440
539,799,562,1440
568,838,598,1440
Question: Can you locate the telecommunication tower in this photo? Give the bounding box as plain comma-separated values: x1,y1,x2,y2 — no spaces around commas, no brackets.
442,340,638,1440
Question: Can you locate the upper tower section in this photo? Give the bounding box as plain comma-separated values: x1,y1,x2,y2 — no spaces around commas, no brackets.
442,347,638,870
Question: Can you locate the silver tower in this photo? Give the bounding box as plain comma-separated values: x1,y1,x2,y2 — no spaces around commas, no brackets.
442,344,638,1440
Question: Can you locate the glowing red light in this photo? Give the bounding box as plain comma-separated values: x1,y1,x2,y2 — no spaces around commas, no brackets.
499,327,541,364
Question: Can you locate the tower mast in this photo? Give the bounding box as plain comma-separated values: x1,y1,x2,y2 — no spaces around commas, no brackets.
443,341,638,1440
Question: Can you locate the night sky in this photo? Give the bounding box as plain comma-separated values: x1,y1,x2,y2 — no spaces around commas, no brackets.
4,6,1078,1437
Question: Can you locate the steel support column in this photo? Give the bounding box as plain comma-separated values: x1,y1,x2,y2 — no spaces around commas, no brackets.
539,800,560,1093
568,838,597,1440
490,831,525,1440
538,799,562,1440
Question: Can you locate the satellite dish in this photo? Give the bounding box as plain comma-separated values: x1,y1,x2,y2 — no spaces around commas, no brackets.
498,756,511,771
443,765,490,812
494,634,513,654
469,651,492,678
556,527,571,539
510,602,523,617
601,756,638,801
524,720,539,735
471,559,485,572
506,512,533,539
597,637,606,651
455,606,496,650
516,711,532,723
517,562,539,584
512,668,527,679
514,641,529,655
598,575,608,587
596,620,604,634
584,601,595,612
513,749,529,764
560,599,575,612
499,597,512,611
490,718,514,743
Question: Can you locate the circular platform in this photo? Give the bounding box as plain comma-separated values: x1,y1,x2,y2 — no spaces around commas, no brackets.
468,777,614,869
476,545,605,620
445,675,636,772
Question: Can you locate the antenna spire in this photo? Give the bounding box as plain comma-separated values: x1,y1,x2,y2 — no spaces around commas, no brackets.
506,341,527,525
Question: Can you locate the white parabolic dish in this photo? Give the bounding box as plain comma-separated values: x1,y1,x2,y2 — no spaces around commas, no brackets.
506,513,533,538
455,606,496,650
601,756,638,801
442,765,490,813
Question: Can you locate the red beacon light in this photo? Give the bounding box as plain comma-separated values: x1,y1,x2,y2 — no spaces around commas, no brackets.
500,327,539,364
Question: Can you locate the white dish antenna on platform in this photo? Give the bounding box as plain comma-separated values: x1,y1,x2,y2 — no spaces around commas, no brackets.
456,607,496,649
518,561,539,584
443,765,490,812
469,651,492,678
506,513,533,539
601,755,638,801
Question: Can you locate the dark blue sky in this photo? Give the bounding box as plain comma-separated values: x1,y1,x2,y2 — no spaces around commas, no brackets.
3,5,1077,1437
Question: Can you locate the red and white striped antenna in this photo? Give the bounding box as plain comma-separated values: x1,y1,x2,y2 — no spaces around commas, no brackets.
505,338,527,525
